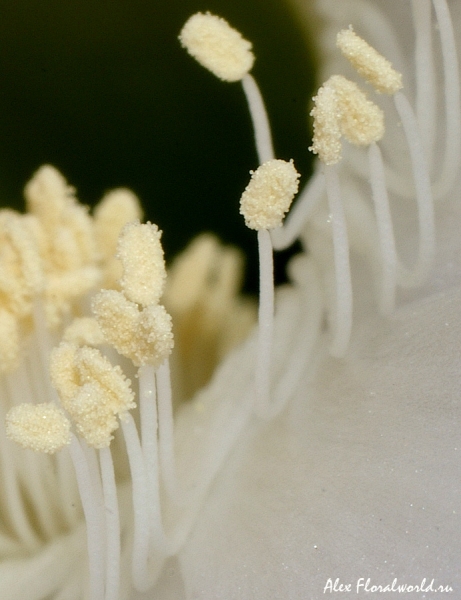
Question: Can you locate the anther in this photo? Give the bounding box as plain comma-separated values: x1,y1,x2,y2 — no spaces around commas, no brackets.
179,12,254,82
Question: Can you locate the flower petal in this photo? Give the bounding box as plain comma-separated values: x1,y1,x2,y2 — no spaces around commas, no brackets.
178,285,461,598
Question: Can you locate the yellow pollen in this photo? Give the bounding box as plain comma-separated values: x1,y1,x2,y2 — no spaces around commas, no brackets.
239,159,300,230
179,12,255,82
332,75,385,145
117,221,166,307
336,27,403,95
50,342,135,449
310,75,384,164
63,317,105,347
309,81,343,165
92,290,174,367
6,403,71,454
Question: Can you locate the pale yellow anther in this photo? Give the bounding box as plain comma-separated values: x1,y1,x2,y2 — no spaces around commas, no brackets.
0,213,43,295
163,234,256,402
24,165,76,229
332,75,384,146
92,290,174,367
309,82,343,165
24,165,96,270
94,188,143,260
164,234,225,313
0,309,20,373
336,27,403,95
137,304,174,367
239,159,300,230
50,342,81,405
91,290,140,359
117,222,166,307
179,12,255,82
21,165,100,329
50,342,135,449
6,403,71,454
45,266,100,329
0,213,44,323
310,75,384,164
63,317,105,347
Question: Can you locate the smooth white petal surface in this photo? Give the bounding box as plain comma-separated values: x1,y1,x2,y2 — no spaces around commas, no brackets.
177,285,461,598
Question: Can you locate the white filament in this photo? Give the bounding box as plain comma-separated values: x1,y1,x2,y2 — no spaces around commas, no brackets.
99,447,120,600
156,360,182,502
120,414,151,592
412,0,436,164
271,169,325,251
241,74,275,164
254,229,274,418
393,91,435,287
324,165,352,358
68,435,105,600
138,365,167,552
368,143,397,315
264,258,323,420
431,0,461,198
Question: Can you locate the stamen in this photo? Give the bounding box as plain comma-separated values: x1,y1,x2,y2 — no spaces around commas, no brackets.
368,143,397,314
156,360,180,500
137,365,166,551
239,160,300,416
63,317,105,347
117,222,166,308
239,159,300,231
336,26,403,95
331,75,384,146
0,309,20,373
99,446,120,600
119,413,152,592
93,188,142,288
179,12,254,82
271,169,325,251
50,343,136,449
309,79,342,165
5,403,71,454
309,74,384,353
336,26,435,289
241,74,275,164
393,91,435,287
67,434,105,600
92,291,174,368
323,165,352,357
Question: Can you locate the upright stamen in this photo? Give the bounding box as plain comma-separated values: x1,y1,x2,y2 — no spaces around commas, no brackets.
93,220,175,586
336,26,403,95
49,342,136,600
239,159,300,415
337,27,435,289
310,75,384,353
179,13,297,417
5,400,105,600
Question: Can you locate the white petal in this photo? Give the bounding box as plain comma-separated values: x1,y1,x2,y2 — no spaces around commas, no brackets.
178,285,461,598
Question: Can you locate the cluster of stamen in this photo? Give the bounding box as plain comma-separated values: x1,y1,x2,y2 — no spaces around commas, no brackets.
1,3,459,600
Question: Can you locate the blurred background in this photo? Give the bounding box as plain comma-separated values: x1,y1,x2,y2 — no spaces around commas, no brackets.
0,0,317,292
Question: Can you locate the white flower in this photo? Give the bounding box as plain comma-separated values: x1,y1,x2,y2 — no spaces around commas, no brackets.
1,1,460,600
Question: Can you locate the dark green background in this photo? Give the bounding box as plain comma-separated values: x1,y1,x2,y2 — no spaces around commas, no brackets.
0,0,316,291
